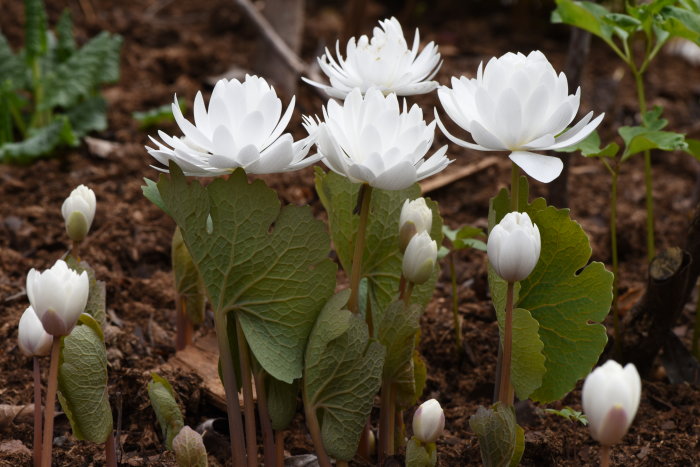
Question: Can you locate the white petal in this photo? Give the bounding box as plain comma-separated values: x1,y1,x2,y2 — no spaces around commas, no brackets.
508,151,563,183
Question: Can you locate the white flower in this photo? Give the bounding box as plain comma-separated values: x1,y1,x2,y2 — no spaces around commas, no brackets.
436,50,604,183
305,87,450,190
302,17,441,99
61,185,96,242
582,360,641,446
26,260,89,336
399,197,433,252
412,399,445,444
403,231,437,284
487,212,541,282
18,306,53,357
147,75,320,176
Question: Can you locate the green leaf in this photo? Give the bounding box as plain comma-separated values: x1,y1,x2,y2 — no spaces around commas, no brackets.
469,403,519,467
142,178,169,214
172,426,208,467
66,95,107,137
65,256,107,327
0,117,76,163
405,437,437,467
24,0,48,63
0,36,27,89
545,406,589,425
303,291,386,461
148,373,185,450
619,109,687,160
266,376,299,431
57,314,113,443
684,137,700,161
552,1,615,45
315,168,443,317
489,180,613,402
660,5,700,45
133,99,187,129
172,227,206,325
376,300,422,406
41,31,122,110
152,164,337,383
55,9,76,63
558,130,619,158
509,424,525,467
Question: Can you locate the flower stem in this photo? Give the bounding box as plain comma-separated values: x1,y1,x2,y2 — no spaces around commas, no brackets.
610,165,621,358
235,317,259,467
511,163,521,212
348,184,373,314
633,70,655,262
214,314,247,467
497,282,515,407
303,400,332,467
175,296,193,350
253,370,276,467
599,444,611,467
33,357,42,467
379,380,396,462
692,280,700,360
274,431,284,467
105,431,117,467
41,337,61,467
449,254,462,353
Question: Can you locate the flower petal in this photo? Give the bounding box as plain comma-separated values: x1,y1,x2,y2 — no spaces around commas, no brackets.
508,151,563,183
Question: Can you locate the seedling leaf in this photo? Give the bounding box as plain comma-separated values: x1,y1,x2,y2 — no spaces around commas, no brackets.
148,373,184,450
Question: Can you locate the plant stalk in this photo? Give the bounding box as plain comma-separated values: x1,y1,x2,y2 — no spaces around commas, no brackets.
105,431,117,467
302,401,332,467
379,381,396,462
40,337,61,467
449,254,462,353
599,444,611,467
693,280,700,360
214,314,247,467
510,164,521,212
235,317,259,467
253,370,276,467
275,431,284,467
348,184,373,314
497,282,515,407
610,164,621,358
175,296,193,350
33,357,42,467
633,70,655,261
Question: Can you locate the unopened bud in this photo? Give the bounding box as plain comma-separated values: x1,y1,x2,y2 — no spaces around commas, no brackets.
412,399,445,444
403,231,437,285
18,306,52,357
399,198,432,253
487,211,540,282
61,185,96,242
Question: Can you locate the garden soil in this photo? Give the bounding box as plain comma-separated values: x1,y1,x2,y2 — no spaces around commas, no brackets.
1,1,699,465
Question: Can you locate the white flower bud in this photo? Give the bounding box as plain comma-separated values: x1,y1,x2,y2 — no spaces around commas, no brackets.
399,198,433,253
26,260,89,336
582,360,641,447
402,231,437,285
412,399,445,444
18,306,53,357
61,185,96,242
487,211,541,282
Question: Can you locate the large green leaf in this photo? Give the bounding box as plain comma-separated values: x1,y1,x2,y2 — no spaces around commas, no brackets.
303,291,385,461
0,36,27,89
148,373,184,450
660,5,700,44
146,164,337,383
315,168,443,319
55,9,76,63
41,32,122,110
57,314,113,443
552,0,616,45
66,95,107,138
489,179,613,402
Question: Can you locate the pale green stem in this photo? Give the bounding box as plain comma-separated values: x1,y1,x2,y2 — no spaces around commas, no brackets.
633,70,655,261
497,282,515,407
603,159,621,358
510,164,520,212
235,317,258,467
348,184,373,314
302,397,332,467
214,314,247,467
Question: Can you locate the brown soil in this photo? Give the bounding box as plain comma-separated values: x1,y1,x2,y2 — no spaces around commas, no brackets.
1,1,699,466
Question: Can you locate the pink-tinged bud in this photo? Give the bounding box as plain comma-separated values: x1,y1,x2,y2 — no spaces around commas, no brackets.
412,399,445,443
399,198,433,252
26,260,89,337
582,360,641,446
18,306,53,357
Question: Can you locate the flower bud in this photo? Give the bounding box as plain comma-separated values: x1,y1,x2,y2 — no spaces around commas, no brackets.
487,211,541,282
402,231,437,285
26,260,89,336
582,360,641,447
412,399,445,444
18,306,53,357
61,185,96,242
399,198,432,253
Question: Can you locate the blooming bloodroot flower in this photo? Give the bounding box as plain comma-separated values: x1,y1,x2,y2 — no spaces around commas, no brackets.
413,399,445,444
62,185,96,242
302,17,441,98
436,50,604,183
582,360,641,447
304,87,451,190
147,75,320,176
487,211,541,282
26,260,89,337
18,306,53,357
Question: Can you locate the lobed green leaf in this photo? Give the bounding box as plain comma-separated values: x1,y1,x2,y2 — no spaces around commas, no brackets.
0,117,76,163
24,0,48,63
469,403,520,467
148,373,185,450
